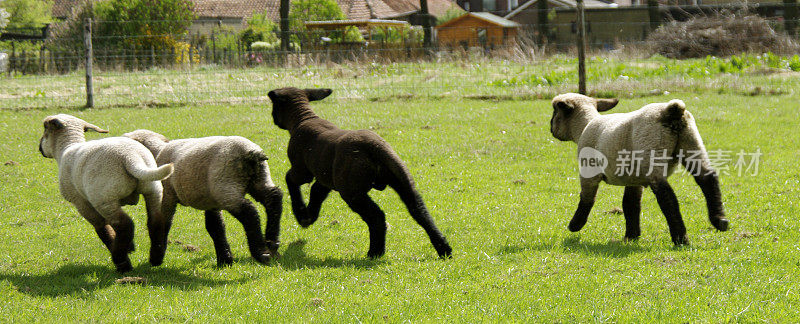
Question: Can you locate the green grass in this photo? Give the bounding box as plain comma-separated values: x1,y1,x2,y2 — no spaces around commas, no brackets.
1,62,800,321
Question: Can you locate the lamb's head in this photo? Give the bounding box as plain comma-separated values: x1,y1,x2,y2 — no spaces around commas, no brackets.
39,114,108,159
267,87,332,130
123,129,169,157
550,93,619,142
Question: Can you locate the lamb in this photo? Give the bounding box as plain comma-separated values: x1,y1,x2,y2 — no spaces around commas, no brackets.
549,93,729,245
123,129,283,266
267,87,452,259
38,114,173,272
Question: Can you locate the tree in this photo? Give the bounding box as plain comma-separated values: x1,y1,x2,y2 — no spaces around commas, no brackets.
0,0,52,29
93,0,195,49
289,0,344,31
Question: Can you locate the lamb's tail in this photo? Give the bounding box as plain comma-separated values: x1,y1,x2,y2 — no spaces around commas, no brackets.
367,142,452,258
127,162,173,182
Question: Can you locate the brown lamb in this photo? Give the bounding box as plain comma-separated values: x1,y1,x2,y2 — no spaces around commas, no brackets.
267,87,452,258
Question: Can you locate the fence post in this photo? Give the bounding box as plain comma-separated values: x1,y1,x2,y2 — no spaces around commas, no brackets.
647,0,660,33
84,18,94,108
538,0,549,45
576,0,586,95
420,0,433,50
280,0,290,54
786,0,798,37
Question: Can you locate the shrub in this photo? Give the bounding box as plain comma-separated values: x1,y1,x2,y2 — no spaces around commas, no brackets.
48,0,194,53
0,0,10,30
239,12,278,50
0,0,52,29
647,12,800,58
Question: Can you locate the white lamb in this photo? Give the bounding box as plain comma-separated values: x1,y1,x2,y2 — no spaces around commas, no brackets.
549,93,729,245
38,114,173,272
123,129,283,266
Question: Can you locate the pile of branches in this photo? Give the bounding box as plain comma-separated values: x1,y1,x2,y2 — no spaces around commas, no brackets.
647,12,800,58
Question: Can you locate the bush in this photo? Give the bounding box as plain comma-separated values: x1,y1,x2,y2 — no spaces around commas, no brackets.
0,0,52,29
239,12,278,50
0,0,10,30
48,0,195,53
647,12,800,58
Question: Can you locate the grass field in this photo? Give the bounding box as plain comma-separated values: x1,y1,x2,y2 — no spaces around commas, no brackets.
1,58,800,321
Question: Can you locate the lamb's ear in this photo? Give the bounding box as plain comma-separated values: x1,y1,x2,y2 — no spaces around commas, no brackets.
83,122,109,133
267,90,277,101
596,98,619,112
555,101,571,110
45,118,64,130
305,88,332,101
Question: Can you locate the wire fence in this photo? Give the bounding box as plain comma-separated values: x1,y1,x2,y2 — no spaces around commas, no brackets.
2,4,799,109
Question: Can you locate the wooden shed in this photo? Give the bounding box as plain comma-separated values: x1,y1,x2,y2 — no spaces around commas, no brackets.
436,12,521,49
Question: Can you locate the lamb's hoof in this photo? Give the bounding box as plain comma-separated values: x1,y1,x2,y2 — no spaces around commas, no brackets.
712,217,729,232
216,258,234,267
253,253,272,265
435,243,453,259
568,219,586,232
128,244,136,253
115,260,133,273
297,217,316,228
266,241,281,258
367,251,385,259
672,235,690,246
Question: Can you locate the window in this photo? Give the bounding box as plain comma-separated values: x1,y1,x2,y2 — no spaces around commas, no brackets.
483,0,496,11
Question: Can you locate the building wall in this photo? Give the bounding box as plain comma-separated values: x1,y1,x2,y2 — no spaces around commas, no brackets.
551,8,650,47
437,16,518,47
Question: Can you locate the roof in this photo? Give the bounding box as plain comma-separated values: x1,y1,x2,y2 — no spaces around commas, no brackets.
52,0,462,21
504,0,615,19
305,19,410,29
436,12,521,29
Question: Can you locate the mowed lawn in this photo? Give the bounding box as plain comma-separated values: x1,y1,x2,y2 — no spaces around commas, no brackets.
0,92,798,321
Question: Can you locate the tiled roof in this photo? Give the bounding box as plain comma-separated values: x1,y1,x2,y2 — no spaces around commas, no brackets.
52,0,461,20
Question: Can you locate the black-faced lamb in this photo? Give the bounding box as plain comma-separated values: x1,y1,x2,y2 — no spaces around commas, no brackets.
267,87,452,258
549,93,729,245
123,130,283,266
38,114,173,272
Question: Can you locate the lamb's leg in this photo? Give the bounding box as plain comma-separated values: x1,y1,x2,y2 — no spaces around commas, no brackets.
228,201,271,264
623,186,643,240
285,171,310,225
303,182,331,228
568,179,599,232
95,202,135,273
650,178,689,245
250,185,283,256
341,192,387,258
205,209,233,266
692,170,729,231
74,200,115,252
148,189,176,267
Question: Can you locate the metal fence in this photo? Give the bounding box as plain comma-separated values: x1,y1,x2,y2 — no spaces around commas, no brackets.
1,4,799,109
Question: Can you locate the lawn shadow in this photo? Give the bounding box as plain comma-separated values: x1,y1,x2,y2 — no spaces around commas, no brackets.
275,239,387,270
0,262,250,298
560,236,651,257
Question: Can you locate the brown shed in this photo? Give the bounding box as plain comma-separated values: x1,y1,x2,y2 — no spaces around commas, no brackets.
436,12,521,49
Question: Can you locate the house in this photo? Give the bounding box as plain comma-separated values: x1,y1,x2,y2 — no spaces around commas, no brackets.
52,0,461,33
454,0,534,16
436,12,520,48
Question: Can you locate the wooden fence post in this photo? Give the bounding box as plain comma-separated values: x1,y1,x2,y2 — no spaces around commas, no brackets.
786,0,798,37
647,0,660,34
576,0,586,95
84,18,94,108
538,0,549,45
